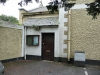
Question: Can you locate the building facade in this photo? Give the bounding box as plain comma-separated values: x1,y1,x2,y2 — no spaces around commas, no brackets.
67,0,100,64
19,0,100,65
19,6,68,62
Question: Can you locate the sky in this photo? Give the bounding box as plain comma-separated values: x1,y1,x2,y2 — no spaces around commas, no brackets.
0,0,51,20
0,0,87,20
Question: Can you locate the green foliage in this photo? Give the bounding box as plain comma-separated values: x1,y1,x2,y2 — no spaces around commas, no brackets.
46,0,75,14
18,0,39,7
46,5,58,14
0,22,2,24
86,0,100,19
32,25,40,30
0,14,19,24
1,0,100,19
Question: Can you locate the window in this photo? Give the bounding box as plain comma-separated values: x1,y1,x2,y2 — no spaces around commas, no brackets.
26,35,39,46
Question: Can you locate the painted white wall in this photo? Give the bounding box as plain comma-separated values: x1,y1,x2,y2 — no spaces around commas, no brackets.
22,26,24,57
59,7,68,58
25,27,59,57
24,8,69,58
71,4,87,9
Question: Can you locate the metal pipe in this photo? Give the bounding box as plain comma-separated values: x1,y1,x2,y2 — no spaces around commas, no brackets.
68,9,71,61
22,26,24,59
24,26,26,60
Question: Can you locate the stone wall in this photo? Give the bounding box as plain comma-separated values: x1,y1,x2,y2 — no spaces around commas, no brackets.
0,27,22,60
70,9,100,60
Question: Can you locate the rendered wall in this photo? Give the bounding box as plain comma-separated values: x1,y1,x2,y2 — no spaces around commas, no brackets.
19,9,27,24
0,27,22,60
25,27,59,57
25,8,68,58
59,8,68,58
70,9,100,60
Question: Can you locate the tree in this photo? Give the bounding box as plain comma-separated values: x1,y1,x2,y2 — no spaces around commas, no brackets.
0,14,19,24
0,0,6,4
0,0,100,18
86,0,100,19
0,0,39,6
17,0,74,13
0,0,75,13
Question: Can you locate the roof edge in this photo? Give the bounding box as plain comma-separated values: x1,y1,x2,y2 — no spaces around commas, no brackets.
18,8,27,12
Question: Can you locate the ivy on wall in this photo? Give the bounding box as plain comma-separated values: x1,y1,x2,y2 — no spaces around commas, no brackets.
32,25,40,30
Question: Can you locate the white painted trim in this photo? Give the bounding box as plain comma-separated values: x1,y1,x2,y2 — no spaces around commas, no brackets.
57,27,60,57
30,15,59,19
71,4,87,9
24,27,27,59
21,26,24,57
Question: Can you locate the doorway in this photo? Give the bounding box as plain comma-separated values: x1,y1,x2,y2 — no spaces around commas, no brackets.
42,33,54,61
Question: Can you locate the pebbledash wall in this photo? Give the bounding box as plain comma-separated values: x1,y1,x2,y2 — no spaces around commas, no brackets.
0,21,23,61
64,0,100,64
70,9,100,60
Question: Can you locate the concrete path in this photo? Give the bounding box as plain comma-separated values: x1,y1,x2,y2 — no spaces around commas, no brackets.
3,60,100,75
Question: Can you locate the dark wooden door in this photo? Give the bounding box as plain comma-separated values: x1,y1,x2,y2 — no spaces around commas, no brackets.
42,33,54,61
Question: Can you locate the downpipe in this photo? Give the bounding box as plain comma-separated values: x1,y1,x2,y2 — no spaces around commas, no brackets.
68,9,71,61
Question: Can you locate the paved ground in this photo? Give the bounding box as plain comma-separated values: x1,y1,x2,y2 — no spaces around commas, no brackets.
3,60,100,75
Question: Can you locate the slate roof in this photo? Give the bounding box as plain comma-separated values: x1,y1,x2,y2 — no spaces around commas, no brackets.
28,6,48,13
23,16,59,26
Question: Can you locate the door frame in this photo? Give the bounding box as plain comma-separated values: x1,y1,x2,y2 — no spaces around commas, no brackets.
41,33,55,60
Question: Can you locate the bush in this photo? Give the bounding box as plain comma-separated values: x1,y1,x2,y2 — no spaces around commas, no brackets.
0,14,19,24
